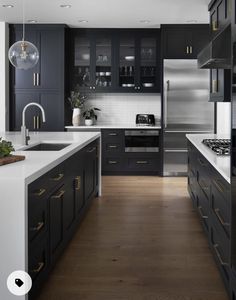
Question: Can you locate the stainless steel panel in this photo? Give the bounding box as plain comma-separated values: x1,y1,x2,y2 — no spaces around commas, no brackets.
125,130,159,136
163,150,188,176
125,147,159,153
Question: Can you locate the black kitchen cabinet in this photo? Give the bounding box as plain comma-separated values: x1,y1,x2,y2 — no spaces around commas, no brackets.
209,0,231,39
28,139,99,299
162,25,210,59
209,69,231,102
70,29,161,93
9,24,68,131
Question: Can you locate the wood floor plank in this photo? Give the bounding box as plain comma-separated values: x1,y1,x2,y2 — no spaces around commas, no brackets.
36,176,228,300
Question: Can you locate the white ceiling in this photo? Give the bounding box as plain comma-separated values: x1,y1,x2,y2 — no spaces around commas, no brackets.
0,0,210,28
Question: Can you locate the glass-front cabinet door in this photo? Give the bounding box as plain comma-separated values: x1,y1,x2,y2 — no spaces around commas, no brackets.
119,36,136,90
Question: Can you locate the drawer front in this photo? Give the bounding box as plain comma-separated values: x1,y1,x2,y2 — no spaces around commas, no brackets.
196,186,210,233
28,164,65,201
210,220,230,288
104,142,122,153
102,129,124,141
102,157,124,172
211,183,230,237
127,157,159,171
196,154,211,200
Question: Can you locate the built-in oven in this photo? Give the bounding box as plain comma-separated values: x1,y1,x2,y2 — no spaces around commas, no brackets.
125,130,159,152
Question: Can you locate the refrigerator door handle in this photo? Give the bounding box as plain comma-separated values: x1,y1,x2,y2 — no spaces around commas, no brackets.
164,80,170,129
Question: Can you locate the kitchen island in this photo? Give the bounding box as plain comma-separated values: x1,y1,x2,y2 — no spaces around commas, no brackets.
0,131,101,300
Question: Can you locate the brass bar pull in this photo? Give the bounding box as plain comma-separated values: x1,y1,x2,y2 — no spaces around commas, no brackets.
36,73,40,86
75,176,81,191
213,179,224,193
213,244,228,266
212,20,218,31
108,160,117,164
30,221,44,232
214,208,230,226
33,188,46,197
212,80,218,93
51,190,65,199
198,206,208,219
33,73,36,86
190,46,193,54
136,160,148,164
186,46,189,54
108,133,117,136
109,145,117,148
33,116,36,130
51,173,64,181
37,116,40,129
32,262,44,273
87,147,96,153
197,157,207,166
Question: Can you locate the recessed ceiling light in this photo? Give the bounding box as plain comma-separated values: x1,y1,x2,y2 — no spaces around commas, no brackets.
28,20,37,23
140,20,150,24
78,20,88,23
60,4,71,8
2,4,14,8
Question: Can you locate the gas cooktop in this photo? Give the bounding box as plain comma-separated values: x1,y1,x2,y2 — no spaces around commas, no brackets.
202,139,231,155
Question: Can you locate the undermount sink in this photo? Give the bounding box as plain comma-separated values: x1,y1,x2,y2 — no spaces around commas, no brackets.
24,143,71,151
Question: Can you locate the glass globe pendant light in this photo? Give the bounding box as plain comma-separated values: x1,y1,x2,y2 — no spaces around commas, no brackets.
8,0,39,70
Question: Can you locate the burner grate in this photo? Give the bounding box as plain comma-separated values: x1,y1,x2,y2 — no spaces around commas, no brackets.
202,139,231,155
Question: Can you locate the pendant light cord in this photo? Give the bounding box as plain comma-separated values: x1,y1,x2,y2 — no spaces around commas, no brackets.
22,0,25,41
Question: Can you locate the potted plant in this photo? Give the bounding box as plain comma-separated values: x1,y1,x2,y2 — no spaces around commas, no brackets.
68,91,86,126
83,107,101,126
0,138,14,158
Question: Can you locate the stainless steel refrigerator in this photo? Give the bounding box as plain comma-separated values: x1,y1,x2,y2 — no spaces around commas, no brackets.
163,59,214,176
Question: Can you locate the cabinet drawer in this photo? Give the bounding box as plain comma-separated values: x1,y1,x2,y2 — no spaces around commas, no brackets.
28,164,65,201
196,154,211,200
127,157,159,171
103,157,124,172
104,142,122,153
211,182,230,237
196,186,210,233
210,220,230,288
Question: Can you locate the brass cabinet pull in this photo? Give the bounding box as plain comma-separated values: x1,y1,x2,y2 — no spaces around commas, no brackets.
87,147,96,153
212,79,218,94
33,116,36,130
198,206,208,219
108,133,117,136
186,46,189,54
36,73,40,86
109,145,117,148
30,221,44,232
75,176,81,191
212,20,219,31
214,208,230,227
36,116,40,129
197,157,207,167
51,173,64,181
51,190,65,199
213,244,228,266
33,73,36,86
213,179,224,193
32,262,44,273
136,160,148,164
108,160,117,164
33,188,46,197
190,46,193,54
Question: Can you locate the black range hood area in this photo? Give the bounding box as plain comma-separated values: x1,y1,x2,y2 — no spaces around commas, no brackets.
198,25,231,69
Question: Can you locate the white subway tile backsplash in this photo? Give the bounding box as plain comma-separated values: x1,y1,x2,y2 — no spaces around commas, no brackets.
84,93,161,125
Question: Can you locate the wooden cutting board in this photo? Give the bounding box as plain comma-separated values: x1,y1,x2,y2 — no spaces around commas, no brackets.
0,155,25,166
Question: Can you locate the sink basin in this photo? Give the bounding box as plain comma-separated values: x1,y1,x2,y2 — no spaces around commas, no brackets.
24,143,71,151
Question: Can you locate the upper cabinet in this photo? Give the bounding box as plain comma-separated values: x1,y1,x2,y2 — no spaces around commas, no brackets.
161,25,210,59
70,29,161,93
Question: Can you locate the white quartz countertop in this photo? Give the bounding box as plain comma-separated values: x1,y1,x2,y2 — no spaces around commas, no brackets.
186,134,230,183
0,131,100,184
65,123,162,130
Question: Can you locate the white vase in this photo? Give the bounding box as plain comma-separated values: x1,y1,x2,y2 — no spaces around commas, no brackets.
72,108,81,126
85,119,93,126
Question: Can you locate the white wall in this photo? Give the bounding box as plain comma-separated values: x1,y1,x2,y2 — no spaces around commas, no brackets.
216,102,231,136
84,93,161,125
0,22,9,132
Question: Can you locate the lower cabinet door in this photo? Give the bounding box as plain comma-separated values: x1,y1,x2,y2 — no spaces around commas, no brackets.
196,186,209,234
84,144,97,202
49,185,65,263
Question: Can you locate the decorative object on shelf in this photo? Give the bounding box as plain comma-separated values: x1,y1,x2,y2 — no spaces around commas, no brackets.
68,91,86,126
8,0,39,70
83,107,101,126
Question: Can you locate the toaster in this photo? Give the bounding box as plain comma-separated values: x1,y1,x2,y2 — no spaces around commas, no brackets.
136,114,155,126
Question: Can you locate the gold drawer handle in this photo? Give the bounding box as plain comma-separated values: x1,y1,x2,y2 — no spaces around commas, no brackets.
197,157,207,166
32,262,44,273
30,221,44,232
108,160,117,164
198,206,208,219
51,190,65,199
51,173,64,181
87,147,96,153
214,208,230,227
213,244,228,266
33,188,46,197
136,160,148,164
213,179,225,193
108,133,117,136
212,20,219,31
75,176,81,191
109,145,117,148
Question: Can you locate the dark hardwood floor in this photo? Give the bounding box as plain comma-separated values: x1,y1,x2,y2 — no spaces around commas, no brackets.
36,176,228,300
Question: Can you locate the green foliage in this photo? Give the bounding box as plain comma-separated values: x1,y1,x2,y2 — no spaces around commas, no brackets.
68,91,86,109
0,138,14,158
83,107,101,120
